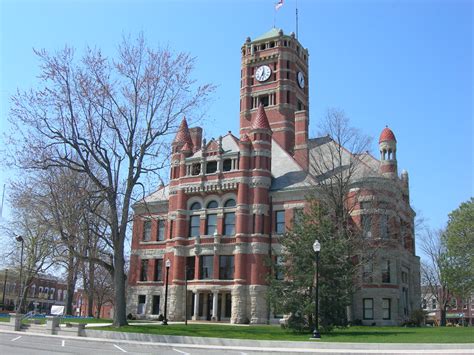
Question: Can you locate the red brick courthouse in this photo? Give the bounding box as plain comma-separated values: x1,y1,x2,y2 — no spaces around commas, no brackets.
127,29,421,325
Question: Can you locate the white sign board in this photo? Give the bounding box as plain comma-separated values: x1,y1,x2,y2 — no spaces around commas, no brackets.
50,305,65,316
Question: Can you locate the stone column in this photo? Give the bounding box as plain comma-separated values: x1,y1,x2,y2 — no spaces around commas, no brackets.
212,292,218,321
192,292,199,320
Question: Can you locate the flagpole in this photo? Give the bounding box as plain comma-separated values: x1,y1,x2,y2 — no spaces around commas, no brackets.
296,0,299,39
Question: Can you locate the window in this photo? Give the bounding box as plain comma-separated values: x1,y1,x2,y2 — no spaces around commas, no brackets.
224,199,236,207
189,215,200,237
154,259,163,281
219,255,235,280
363,298,374,320
207,201,218,209
223,159,232,172
380,215,388,239
143,220,152,241
294,208,304,224
206,214,217,235
190,202,201,210
402,287,409,316
191,163,201,175
422,299,427,309
275,256,284,280
451,297,457,309
140,259,149,281
186,257,195,280
157,220,165,241
259,95,269,107
432,299,437,310
401,271,408,284
363,262,373,283
169,220,173,239
206,161,217,174
360,201,372,209
137,295,146,315
275,211,285,234
362,215,372,238
200,256,213,279
382,298,391,320
224,212,235,236
152,295,160,315
382,260,391,283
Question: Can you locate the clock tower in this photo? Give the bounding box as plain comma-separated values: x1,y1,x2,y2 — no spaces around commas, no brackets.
240,28,310,169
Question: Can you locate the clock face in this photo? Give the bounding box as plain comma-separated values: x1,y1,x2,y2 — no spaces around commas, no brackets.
297,71,305,89
255,65,272,82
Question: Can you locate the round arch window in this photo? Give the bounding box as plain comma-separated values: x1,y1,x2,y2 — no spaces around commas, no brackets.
207,201,218,209
224,199,236,207
190,202,201,210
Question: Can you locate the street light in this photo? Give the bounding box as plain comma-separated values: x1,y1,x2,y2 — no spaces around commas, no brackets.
184,264,188,326
162,259,171,325
16,236,24,314
312,240,321,339
2,269,8,311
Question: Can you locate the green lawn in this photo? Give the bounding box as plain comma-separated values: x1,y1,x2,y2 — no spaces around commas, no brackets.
95,324,474,343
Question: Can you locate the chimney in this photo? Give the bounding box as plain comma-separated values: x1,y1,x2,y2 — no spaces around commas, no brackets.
189,127,203,153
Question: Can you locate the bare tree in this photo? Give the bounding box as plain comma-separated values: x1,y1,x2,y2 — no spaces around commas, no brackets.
420,228,451,326
8,34,214,326
92,265,114,319
309,108,373,228
2,180,57,313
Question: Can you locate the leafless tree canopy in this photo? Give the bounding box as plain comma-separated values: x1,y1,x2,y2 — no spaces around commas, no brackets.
309,108,373,226
7,34,214,326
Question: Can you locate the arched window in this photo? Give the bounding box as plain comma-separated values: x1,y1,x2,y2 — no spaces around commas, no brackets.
190,202,201,210
224,199,236,207
207,201,218,209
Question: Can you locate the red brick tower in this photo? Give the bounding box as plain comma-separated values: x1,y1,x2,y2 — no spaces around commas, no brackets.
239,28,310,169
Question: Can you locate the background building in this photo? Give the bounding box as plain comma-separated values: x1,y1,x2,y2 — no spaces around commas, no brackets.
127,28,421,325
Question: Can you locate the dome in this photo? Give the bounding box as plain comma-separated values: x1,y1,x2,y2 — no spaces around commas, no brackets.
379,126,397,143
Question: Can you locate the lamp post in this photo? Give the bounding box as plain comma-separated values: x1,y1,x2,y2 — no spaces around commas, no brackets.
312,240,321,339
2,269,8,310
16,236,24,314
184,264,188,326
162,259,171,325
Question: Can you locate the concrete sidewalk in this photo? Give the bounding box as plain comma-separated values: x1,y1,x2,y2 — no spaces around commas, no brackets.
84,329,474,352
1,327,473,354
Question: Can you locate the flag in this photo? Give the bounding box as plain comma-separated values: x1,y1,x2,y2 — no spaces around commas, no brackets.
275,0,284,11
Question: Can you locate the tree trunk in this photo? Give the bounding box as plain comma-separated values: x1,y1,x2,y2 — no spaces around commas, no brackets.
66,247,77,315
440,306,447,326
96,302,102,319
113,243,128,326
87,260,95,317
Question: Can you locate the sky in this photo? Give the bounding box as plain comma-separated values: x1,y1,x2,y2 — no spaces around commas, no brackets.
0,0,472,237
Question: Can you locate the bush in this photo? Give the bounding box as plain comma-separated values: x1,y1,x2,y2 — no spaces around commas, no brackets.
286,314,310,333
402,309,426,327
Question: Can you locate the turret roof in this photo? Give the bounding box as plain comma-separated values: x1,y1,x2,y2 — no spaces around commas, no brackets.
379,126,397,143
173,117,193,146
253,28,282,42
251,103,272,131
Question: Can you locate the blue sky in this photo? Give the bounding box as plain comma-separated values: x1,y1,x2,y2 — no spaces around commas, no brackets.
0,0,472,234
